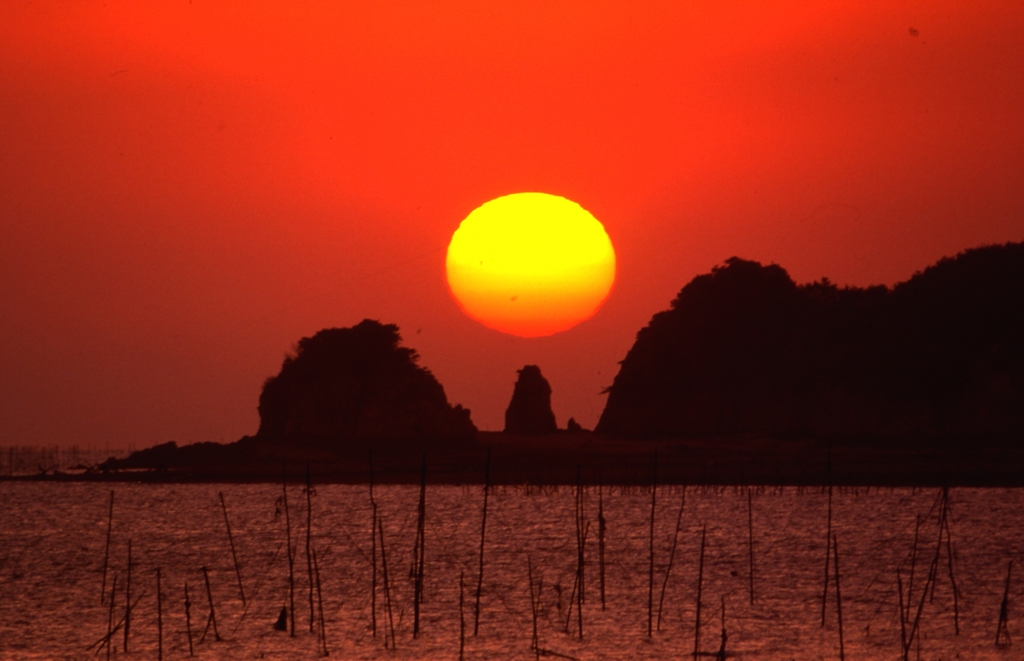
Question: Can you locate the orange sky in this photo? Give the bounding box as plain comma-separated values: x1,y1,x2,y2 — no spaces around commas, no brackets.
2,1,1022,447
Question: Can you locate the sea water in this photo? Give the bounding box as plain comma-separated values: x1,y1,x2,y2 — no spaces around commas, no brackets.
1,481,1022,660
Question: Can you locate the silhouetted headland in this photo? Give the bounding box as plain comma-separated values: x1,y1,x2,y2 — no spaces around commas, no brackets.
36,241,1024,486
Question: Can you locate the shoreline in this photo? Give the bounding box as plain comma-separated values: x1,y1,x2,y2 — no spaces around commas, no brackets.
4,432,1023,487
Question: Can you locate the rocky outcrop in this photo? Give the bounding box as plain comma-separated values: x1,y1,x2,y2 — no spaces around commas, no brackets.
504,365,558,435
597,243,1024,439
256,319,476,450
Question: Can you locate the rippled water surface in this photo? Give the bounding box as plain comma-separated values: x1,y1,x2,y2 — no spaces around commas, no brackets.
2,482,1023,660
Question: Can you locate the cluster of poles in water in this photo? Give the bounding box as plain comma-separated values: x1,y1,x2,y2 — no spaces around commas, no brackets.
86,451,1017,660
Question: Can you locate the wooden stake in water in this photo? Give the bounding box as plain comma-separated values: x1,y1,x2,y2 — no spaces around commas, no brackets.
313,548,329,656
833,534,845,661
528,558,539,660
105,574,117,661
473,448,491,636
184,582,195,657
378,517,396,649
747,489,755,605
282,463,296,637
657,486,685,631
648,453,657,638
906,514,921,626
716,596,728,661
897,568,908,654
201,566,222,642
693,524,706,661
942,493,960,635
413,454,427,638
156,568,164,661
101,490,114,604
821,482,833,627
997,560,1012,646
305,464,315,633
369,453,378,638
218,491,246,607
124,539,132,653
459,570,466,661
597,483,607,611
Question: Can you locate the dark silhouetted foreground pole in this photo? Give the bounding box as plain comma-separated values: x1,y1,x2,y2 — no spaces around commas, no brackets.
897,569,908,654
105,575,117,661
833,534,845,661
305,465,315,633
906,514,921,626
997,560,1012,646
414,455,427,638
201,566,222,642
598,483,607,611
821,483,832,627
218,491,246,607
282,464,296,636
647,453,657,638
692,524,706,661
184,582,195,657
474,448,491,636
459,570,466,661
528,558,539,659
124,540,132,653
313,548,328,656
717,596,727,661
657,487,685,631
101,490,114,604
378,518,396,649
369,454,378,638
156,568,164,661
747,489,755,605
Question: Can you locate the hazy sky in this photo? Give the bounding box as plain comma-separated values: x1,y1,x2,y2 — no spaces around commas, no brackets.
2,1,1022,448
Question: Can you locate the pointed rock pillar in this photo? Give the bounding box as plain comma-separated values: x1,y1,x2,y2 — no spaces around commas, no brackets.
504,365,558,434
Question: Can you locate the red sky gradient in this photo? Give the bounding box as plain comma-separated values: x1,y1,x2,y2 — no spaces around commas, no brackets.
2,1,1023,447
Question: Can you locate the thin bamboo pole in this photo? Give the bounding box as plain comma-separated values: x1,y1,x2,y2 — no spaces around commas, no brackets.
201,565,222,642
747,489,755,605
648,453,657,638
598,483,607,611
218,491,246,606
897,569,908,658
693,524,706,661
369,454,378,638
657,487,685,631
184,582,195,657
821,483,832,627
101,490,114,604
996,560,1012,646
306,465,315,633
282,463,296,636
378,517,396,649
833,534,845,661
906,514,921,626
414,454,427,638
313,548,328,656
473,448,491,636
942,500,960,634
124,539,132,653
459,570,466,661
156,568,164,661
528,558,539,659
105,574,117,661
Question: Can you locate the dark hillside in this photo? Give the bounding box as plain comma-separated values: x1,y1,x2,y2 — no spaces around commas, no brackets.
596,242,1024,439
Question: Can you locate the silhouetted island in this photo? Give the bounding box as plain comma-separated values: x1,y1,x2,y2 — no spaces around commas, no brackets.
76,241,1024,486
598,242,1024,439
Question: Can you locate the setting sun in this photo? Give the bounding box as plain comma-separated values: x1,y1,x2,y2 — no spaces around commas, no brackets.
446,193,616,337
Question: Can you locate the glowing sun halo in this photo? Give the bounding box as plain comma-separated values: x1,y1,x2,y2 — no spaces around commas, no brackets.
446,193,616,337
